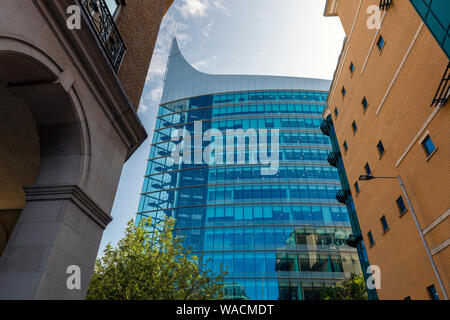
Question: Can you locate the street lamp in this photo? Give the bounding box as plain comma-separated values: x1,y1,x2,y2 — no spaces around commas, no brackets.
359,175,395,181
358,174,448,300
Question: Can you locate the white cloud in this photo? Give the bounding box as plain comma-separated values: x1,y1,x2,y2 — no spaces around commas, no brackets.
145,87,163,105
176,0,228,18
138,87,163,115
138,103,149,115
202,22,213,39
145,14,190,86
213,0,229,15
146,48,167,81
192,55,217,70
139,0,227,118
178,0,209,18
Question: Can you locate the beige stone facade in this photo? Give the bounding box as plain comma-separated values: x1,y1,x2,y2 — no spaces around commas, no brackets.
0,0,170,299
324,0,449,299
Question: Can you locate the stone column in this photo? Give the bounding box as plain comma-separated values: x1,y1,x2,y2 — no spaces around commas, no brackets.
0,185,111,299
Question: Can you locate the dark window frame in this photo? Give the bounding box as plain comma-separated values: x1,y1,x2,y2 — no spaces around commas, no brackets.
421,135,437,158
377,34,386,52
377,140,385,158
396,196,407,216
380,215,389,233
364,162,372,175
426,285,440,300
354,181,360,195
351,121,358,134
367,231,375,247
349,62,355,74
362,97,368,112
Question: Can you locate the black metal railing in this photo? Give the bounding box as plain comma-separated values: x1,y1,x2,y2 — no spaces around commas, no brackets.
327,151,339,168
345,235,363,248
379,0,392,10
79,0,126,72
431,62,450,107
320,119,330,136
336,189,349,204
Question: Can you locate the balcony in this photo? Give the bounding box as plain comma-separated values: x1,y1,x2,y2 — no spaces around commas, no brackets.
431,62,450,107
345,235,363,248
379,0,392,11
336,189,350,204
320,119,330,136
79,0,126,72
327,151,339,168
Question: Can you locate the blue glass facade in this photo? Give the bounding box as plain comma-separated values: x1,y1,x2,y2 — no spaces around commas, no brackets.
137,39,363,300
410,0,450,59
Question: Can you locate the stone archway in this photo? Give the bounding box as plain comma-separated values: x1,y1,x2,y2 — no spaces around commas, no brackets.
0,38,105,299
0,69,40,256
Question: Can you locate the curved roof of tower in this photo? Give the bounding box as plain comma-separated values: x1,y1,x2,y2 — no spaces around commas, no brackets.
161,38,332,104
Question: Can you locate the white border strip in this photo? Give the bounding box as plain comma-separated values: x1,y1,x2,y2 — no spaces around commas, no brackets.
395,104,441,167
376,22,424,116
423,208,450,235
360,10,388,75
431,239,450,256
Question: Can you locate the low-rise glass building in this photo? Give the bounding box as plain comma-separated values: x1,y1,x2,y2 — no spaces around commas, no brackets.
137,38,363,300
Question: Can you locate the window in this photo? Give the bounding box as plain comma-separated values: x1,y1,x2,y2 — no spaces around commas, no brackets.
334,108,339,119
377,35,385,51
351,121,358,134
341,86,346,97
380,215,389,233
367,231,375,247
354,181,360,194
421,135,436,157
343,141,348,153
350,62,355,74
364,163,372,175
426,285,440,300
377,140,385,157
396,196,407,215
362,97,368,111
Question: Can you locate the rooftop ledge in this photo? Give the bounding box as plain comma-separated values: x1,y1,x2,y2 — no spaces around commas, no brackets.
324,0,339,17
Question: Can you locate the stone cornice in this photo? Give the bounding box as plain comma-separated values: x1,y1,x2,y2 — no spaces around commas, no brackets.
35,0,147,161
23,185,112,229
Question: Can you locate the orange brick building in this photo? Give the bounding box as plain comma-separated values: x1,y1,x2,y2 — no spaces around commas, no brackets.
323,0,449,300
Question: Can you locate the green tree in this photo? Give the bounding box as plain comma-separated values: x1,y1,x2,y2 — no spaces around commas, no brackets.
87,216,226,300
320,274,369,300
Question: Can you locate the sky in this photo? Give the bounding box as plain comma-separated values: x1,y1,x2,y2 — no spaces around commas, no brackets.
98,0,345,255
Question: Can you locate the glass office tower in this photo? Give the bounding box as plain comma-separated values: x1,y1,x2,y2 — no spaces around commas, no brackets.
137,38,362,300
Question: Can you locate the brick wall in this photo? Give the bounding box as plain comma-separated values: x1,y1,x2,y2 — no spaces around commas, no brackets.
116,0,172,110
324,0,449,299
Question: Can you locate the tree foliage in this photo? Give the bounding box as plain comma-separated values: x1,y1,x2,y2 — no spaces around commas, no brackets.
87,216,226,300
320,274,369,300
